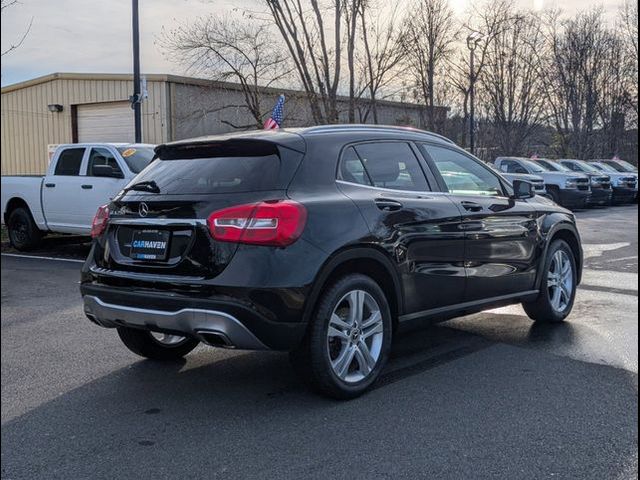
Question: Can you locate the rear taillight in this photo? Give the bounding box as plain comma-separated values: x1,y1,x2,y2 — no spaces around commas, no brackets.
91,204,110,238
207,200,307,247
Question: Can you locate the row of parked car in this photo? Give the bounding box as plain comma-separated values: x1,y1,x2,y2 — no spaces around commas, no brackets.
491,157,638,209
1,139,637,253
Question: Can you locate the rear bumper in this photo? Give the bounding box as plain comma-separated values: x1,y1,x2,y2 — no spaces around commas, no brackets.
558,189,591,209
80,283,308,351
83,295,268,350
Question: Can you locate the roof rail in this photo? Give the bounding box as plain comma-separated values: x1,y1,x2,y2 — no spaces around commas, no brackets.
301,124,455,144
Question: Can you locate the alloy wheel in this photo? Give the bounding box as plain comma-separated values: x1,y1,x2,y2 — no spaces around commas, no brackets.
327,290,384,383
547,250,573,313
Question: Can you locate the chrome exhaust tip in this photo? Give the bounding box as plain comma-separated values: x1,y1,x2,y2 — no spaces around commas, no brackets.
197,330,235,349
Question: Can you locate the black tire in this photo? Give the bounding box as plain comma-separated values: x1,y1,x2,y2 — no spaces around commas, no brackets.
523,240,577,323
7,207,42,251
290,274,393,399
117,326,199,360
547,187,561,205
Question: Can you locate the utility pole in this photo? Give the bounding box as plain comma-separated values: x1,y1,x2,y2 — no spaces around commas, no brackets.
131,0,142,143
467,32,483,155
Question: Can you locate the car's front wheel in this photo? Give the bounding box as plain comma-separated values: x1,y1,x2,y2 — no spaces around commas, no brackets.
291,274,393,399
523,239,577,323
117,327,199,360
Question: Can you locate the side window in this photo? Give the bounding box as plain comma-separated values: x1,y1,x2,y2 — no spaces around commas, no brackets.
338,147,371,186
422,144,504,196
54,148,85,176
87,148,122,176
353,142,429,191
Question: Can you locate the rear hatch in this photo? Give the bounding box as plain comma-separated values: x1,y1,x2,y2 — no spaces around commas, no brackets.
96,138,305,279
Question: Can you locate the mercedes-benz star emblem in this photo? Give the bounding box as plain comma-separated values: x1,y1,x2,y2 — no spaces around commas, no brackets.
138,202,149,217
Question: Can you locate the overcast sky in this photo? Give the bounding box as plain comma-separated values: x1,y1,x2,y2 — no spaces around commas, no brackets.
0,0,623,87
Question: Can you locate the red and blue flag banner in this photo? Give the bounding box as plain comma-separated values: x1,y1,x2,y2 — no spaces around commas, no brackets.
264,94,285,130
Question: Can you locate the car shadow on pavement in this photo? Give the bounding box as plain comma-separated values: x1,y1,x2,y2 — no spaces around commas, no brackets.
2,321,638,480
1,234,91,259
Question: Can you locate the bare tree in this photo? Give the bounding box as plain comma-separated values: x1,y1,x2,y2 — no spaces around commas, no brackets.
619,1,638,125
538,9,610,158
447,0,514,146
402,0,457,132
159,14,291,129
1,0,33,57
619,1,638,59
480,12,546,155
356,2,404,123
265,0,345,124
595,32,630,156
343,0,365,122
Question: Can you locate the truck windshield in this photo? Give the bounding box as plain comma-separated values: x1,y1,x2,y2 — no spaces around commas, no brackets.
610,160,638,173
117,146,156,173
591,163,615,173
537,159,570,172
575,161,600,173
521,160,546,173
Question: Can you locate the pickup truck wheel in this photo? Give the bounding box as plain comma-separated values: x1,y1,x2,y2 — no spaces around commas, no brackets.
523,240,577,323
117,326,199,360
290,274,392,399
547,187,560,205
7,207,42,251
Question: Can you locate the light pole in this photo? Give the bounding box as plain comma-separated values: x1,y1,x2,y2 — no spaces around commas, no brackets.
467,32,483,155
131,0,142,143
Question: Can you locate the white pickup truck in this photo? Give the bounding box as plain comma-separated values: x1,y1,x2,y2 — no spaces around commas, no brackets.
1,143,155,250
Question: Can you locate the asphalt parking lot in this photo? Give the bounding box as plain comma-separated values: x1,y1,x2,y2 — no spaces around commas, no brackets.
1,205,638,480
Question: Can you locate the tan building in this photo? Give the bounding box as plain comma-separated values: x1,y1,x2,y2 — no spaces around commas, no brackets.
1,72,448,175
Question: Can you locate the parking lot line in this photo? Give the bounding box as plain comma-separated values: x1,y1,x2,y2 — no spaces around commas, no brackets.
1,253,85,263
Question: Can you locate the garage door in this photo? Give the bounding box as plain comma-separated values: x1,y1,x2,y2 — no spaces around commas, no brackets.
77,102,135,142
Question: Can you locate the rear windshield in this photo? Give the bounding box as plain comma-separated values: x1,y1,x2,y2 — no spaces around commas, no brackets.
128,141,303,195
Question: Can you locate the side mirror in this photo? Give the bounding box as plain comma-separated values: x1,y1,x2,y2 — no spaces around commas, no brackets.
512,179,535,199
92,164,124,178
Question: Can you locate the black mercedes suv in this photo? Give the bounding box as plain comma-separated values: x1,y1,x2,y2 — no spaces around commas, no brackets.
81,125,583,399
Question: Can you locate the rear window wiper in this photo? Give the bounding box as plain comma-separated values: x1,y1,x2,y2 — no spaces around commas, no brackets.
122,180,160,194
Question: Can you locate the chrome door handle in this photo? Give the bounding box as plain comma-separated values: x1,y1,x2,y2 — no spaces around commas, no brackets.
374,198,403,211
460,201,483,212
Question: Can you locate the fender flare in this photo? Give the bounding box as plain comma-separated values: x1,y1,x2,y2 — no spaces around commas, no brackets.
534,222,583,289
302,245,404,323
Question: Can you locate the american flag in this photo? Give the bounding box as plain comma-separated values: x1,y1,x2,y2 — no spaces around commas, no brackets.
264,95,285,130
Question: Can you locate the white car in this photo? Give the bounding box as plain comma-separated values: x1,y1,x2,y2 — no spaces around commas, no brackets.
1,143,155,250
